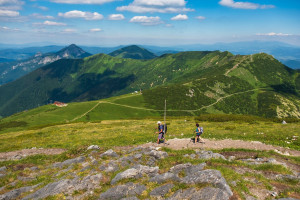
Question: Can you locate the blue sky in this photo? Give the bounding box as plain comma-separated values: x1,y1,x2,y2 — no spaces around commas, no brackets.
0,0,299,46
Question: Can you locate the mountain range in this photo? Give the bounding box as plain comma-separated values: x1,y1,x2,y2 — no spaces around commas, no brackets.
0,44,91,85
0,47,299,119
0,41,299,69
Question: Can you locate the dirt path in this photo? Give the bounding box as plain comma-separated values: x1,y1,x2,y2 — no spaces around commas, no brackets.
142,138,300,157
225,56,247,76
0,148,65,161
71,101,104,122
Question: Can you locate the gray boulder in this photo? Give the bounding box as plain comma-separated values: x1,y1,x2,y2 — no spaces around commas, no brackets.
190,187,232,200
147,156,157,166
149,150,168,159
100,149,118,158
0,166,7,173
111,165,159,185
184,163,206,176
111,168,140,185
0,185,38,200
149,172,180,183
22,173,102,200
22,179,74,200
0,174,5,178
87,145,100,150
99,182,146,200
150,183,174,198
119,156,135,165
134,153,142,159
169,163,192,174
134,165,159,177
52,156,85,168
276,174,300,182
166,188,196,200
99,161,119,173
196,150,226,160
167,187,231,200
181,169,233,197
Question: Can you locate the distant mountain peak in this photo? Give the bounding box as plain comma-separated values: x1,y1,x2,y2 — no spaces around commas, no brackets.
109,45,157,60
57,44,91,59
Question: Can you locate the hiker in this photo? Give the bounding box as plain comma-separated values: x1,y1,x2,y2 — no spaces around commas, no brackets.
156,121,166,144
194,123,204,143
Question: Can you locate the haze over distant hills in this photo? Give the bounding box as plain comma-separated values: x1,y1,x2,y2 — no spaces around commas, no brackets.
0,49,299,118
0,44,91,85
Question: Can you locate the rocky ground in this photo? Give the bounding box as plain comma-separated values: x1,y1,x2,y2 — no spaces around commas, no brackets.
0,143,299,200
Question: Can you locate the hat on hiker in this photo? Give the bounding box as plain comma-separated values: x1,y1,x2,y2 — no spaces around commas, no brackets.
157,121,161,124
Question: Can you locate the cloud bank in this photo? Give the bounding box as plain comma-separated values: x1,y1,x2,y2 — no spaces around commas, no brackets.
50,0,118,4
171,14,188,21
130,16,163,25
58,10,103,20
219,0,275,9
117,0,194,13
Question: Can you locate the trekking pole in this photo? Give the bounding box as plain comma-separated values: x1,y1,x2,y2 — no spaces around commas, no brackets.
164,99,167,145
153,128,156,144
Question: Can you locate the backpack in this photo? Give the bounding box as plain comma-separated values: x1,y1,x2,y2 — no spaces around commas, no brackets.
158,124,167,133
200,127,203,133
163,124,167,133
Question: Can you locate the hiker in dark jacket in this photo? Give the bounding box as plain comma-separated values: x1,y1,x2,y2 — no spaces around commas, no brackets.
156,121,165,144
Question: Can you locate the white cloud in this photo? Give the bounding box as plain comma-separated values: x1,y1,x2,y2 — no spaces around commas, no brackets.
0,0,24,10
58,10,103,20
130,16,163,26
50,0,117,4
0,9,19,17
195,16,205,20
171,14,188,21
256,32,292,36
219,0,275,9
62,28,77,33
0,26,20,31
31,13,54,19
44,20,66,26
39,6,48,10
34,5,48,11
33,20,66,26
108,14,125,20
117,0,194,13
90,28,102,32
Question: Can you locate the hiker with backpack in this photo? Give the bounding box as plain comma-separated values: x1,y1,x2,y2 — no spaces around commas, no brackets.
194,123,204,143
156,121,167,144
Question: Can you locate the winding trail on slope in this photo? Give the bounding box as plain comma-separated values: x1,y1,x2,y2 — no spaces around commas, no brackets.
99,88,266,112
70,87,268,121
70,101,104,122
225,56,248,76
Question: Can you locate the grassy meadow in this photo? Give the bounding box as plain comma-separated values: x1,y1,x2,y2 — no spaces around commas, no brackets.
0,118,299,153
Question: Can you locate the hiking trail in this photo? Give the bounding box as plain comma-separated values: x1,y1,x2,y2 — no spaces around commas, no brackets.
71,88,268,121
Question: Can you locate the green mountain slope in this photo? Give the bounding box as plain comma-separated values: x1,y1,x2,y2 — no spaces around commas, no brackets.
0,44,91,85
0,51,299,118
109,45,157,59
